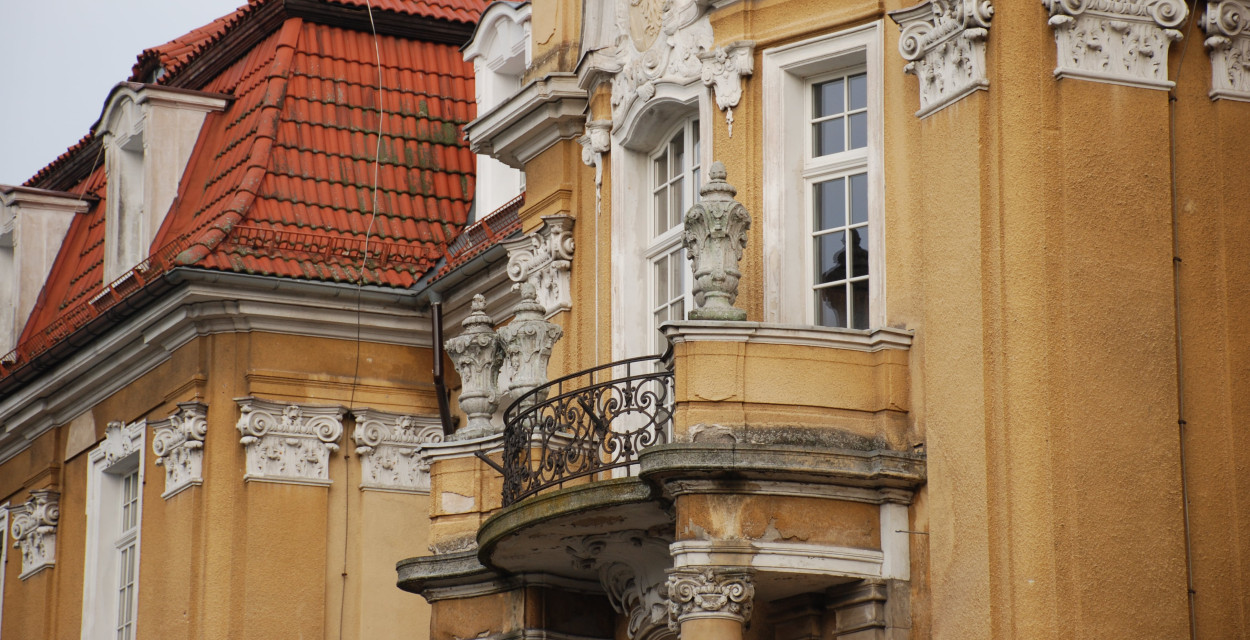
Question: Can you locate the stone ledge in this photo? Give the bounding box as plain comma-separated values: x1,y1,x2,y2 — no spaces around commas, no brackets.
662,321,913,352
638,442,926,491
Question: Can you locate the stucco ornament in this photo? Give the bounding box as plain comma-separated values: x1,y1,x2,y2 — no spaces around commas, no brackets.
699,41,755,136
445,295,504,439
683,161,750,321
1042,0,1188,89
892,0,994,117
497,282,564,405
1203,0,1250,100
565,531,675,640
235,397,346,485
665,567,755,628
150,402,209,499
601,0,751,133
11,489,60,579
352,409,443,493
98,420,141,466
503,215,576,317
579,120,612,215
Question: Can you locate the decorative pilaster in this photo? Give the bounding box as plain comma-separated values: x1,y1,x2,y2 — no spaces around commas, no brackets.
235,397,345,486
1203,0,1250,100
579,120,612,215
497,282,564,404
683,162,751,321
503,215,576,318
891,0,994,118
11,489,59,579
700,41,755,137
150,402,208,499
352,409,443,492
1042,0,1188,89
445,295,504,439
665,567,756,628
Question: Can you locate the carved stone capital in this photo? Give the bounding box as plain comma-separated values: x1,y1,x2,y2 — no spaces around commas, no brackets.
665,567,756,627
891,0,994,117
565,530,675,640
1042,0,1188,89
151,402,208,499
98,420,143,466
444,295,504,439
699,41,755,136
1203,0,1250,100
12,489,60,579
503,215,576,318
683,162,751,321
352,409,443,493
235,397,345,486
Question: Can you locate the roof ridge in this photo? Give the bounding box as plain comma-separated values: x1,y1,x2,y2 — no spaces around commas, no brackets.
174,18,305,267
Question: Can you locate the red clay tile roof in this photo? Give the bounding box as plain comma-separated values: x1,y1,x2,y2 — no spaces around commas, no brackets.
432,191,523,280
8,1,480,375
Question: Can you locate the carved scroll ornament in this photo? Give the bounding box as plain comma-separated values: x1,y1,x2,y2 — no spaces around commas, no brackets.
1042,0,1188,89
1203,0,1250,100
893,0,994,117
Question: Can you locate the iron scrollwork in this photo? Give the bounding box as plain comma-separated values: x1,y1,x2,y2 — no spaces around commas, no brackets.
502,354,674,506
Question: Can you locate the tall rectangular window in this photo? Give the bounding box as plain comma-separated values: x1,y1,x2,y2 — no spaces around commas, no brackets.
84,422,144,640
115,470,139,640
762,24,884,329
647,118,700,353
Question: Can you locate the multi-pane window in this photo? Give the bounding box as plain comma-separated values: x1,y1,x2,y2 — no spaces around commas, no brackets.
807,71,870,329
647,119,700,351
115,470,139,640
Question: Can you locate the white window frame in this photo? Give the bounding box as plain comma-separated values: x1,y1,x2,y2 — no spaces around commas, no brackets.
645,118,701,355
610,85,713,362
0,503,8,639
82,421,145,640
761,22,886,328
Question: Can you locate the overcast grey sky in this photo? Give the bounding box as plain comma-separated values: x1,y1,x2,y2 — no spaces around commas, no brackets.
0,0,247,185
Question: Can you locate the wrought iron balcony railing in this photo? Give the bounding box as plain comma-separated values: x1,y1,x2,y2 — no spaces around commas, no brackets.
501,353,674,506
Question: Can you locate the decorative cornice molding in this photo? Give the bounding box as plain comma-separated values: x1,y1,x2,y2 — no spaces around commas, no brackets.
891,0,994,117
665,567,755,628
699,41,755,136
11,489,59,579
151,402,208,499
503,215,576,318
1042,0,1188,89
235,397,345,486
1203,0,1250,100
464,73,588,170
352,408,443,493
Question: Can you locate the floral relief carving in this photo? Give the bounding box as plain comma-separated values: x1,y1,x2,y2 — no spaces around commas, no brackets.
1203,0,1250,100
683,162,751,321
1042,0,1188,89
503,215,576,318
151,402,208,499
497,282,564,403
11,489,60,579
892,0,994,117
352,409,443,493
98,420,143,466
235,397,345,485
699,42,755,136
665,567,755,628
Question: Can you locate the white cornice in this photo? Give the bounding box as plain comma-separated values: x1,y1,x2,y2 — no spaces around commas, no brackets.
463,73,588,169
669,539,883,579
0,187,93,215
661,321,913,352
0,270,429,466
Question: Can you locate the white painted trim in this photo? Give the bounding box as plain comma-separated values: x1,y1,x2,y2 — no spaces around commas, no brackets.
82,420,145,640
0,503,8,639
421,432,505,464
463,73,587,169
879,501,910,580
660,479,895,504
662,320,912,352
0,271,429,467
761,23,886,328
670,540,883,579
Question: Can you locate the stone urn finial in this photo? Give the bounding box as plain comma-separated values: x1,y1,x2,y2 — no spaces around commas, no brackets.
497,282,564,405
445,295,504,439
683,161,751,321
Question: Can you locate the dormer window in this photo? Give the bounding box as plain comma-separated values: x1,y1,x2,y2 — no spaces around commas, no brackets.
462,2,531,219
97,83,228,282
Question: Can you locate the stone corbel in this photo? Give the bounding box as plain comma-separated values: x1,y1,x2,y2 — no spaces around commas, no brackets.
503,215,576,318
699,41,755,137
150,402,208,499
352,409,443,493
235,397,345,486
1042,0,1188,89
11,489,59,579
892,0,994,118
578,120,612,215
665,567,756,628
1203,0,1250,100
826,579,889,638
565,530,675,640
